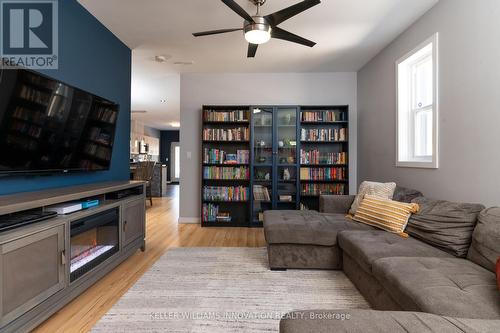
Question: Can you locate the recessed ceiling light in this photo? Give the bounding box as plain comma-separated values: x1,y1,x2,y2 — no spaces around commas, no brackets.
170,122,180,128
155,55,171,63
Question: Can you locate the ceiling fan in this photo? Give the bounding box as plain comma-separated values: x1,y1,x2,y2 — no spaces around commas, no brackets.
192,0,321,58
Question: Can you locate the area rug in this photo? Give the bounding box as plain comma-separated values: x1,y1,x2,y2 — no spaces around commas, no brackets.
92,247,370,332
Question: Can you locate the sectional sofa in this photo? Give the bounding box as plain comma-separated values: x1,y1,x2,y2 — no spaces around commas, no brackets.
263,187,500,332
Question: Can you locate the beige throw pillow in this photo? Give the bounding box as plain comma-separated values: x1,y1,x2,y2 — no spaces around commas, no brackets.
353,194,420,235
349,181,396,215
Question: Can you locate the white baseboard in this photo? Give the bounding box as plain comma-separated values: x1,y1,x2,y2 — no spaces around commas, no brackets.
178,217,201,224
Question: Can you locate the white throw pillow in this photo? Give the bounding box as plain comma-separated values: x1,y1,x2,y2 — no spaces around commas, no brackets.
349,181,397,215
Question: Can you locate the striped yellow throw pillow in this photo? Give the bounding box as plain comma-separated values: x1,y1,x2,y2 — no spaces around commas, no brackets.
353,195,420,235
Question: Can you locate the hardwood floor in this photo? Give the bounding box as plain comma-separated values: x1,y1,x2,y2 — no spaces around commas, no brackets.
33,185,266,333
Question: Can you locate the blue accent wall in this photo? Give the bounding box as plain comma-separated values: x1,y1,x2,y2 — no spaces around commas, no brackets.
0,0,131,195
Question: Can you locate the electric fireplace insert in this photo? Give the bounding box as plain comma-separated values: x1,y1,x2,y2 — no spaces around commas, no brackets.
70,208,119,282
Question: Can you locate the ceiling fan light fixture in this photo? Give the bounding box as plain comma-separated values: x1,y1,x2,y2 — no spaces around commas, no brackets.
192,0,321,57
245,29,271,45
244,16,271,45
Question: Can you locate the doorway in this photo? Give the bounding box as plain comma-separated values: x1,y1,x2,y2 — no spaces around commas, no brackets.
170,142,180,183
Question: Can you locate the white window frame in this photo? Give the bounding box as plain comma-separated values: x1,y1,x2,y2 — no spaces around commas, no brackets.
396,33,439,168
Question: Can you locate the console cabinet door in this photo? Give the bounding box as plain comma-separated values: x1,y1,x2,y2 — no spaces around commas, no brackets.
122,198,145,247
0,225,66,327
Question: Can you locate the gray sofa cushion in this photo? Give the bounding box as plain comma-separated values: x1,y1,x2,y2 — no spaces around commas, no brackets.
319,195,355,214
338,230,452,274
263,210,372,246
373,257,500,319
407,197,485,257
280,309,500,333
392,186,423,203
468,207,500,272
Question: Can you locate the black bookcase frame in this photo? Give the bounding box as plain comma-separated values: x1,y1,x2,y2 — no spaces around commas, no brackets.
201,105,251,227
298,105,349,211
201,105,349,227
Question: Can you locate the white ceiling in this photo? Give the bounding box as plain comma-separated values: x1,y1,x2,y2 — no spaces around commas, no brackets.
78,0,438,130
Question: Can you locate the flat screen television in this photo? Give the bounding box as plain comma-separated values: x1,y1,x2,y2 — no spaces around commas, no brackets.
0,68,119,175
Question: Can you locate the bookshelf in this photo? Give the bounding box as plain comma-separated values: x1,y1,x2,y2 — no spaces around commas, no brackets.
201,106,251,227
200,105,349,227
299,106,349,211
251,107,299,226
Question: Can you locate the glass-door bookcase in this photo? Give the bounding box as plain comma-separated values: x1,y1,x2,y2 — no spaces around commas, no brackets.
276,108,298,211
252,107,273,225
251,107,299,225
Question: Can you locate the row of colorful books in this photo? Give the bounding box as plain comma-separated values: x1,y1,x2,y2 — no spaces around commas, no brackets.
301,183,346,196
203,127,249,141
300,150,347,165
202,203,232,222
203,186,249,201
203,148,249,164
203,110,248,122
301,110,347,122
300,167,347,181
203,166,249,180
300,128,347,142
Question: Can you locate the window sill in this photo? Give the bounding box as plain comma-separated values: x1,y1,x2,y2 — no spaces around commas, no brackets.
396,161,438,169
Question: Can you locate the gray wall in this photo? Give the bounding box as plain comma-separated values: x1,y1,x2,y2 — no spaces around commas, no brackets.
180,72,357,221
358,0,500,206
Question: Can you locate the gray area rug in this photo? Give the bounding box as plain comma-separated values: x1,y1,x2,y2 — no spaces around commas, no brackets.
92,247,370,332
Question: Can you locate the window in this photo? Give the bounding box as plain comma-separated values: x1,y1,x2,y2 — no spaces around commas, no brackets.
396,33,438,168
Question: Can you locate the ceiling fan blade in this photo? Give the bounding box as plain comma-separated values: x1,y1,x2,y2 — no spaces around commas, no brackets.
271,27,316,47
193,28,243,37
265,0,321,26
247,43,258,58
221,0,254,22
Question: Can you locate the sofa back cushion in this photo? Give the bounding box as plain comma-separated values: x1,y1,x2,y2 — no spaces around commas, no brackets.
352,195,419,235
392,186,423,203
407,197,485,258
349,181,396,215
467,207,500,272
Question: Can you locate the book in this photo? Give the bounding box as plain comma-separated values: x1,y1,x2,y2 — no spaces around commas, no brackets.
216,212,232,222
203,186,249,201
203,109,248,122
301,183,346,196
300,128,347,142
253,185,271,201
301,110,347,122
203,149,249,164
203,166,249,180
300,167,346,181
279,195,292,202
300,150,347,165
203,127,249,141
